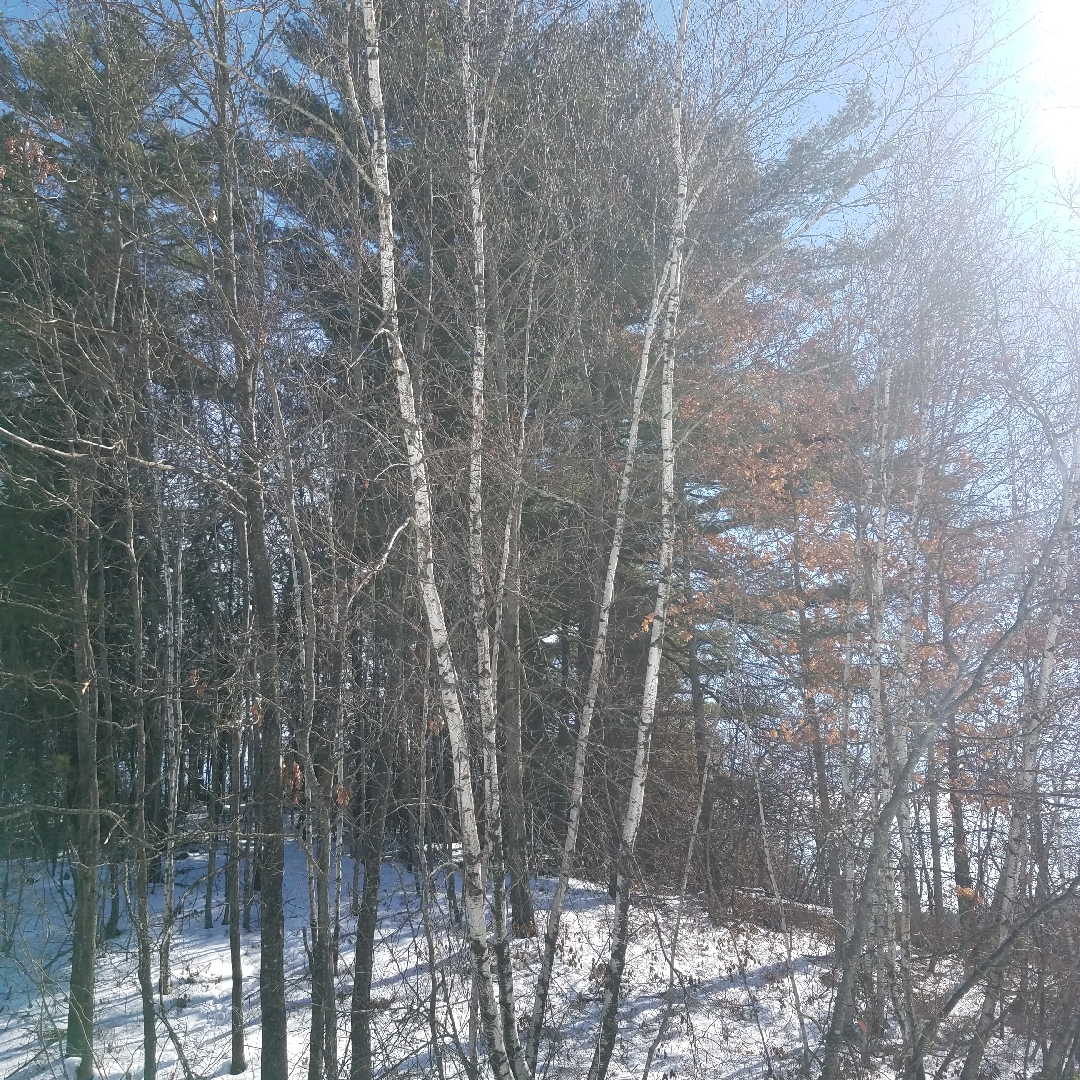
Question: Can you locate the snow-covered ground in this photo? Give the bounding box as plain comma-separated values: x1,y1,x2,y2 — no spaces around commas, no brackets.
0,831,1020,1080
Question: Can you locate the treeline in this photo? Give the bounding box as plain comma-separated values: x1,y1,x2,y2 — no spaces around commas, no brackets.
1,0,1080,1078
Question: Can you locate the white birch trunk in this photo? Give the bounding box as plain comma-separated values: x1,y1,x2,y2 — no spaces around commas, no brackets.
460,10,529,1072
348,4,514,1074
524,157,683,1080
527,11,693,1067
587,21,690,1070
588,234,684,1080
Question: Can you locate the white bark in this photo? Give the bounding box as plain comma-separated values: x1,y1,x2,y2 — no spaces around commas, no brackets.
349,3,514,1075
461,7,528,1070
527,8,695,1067
588,223,685,1080
524,175,682,1080
588,12,690,1072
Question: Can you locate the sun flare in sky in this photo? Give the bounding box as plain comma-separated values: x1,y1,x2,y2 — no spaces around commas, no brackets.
1028,0,1080,178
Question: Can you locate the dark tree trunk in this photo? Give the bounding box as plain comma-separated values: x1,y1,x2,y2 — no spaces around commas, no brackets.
248,478,286,1080
313,778,336,1080
947,715,976,960
350,722,392,1080
503,506,535,937
206,726,224,930
66,483,101,1080
928,740,945,927
228,724,247,1074
687,630,716,903
126,477,156,1080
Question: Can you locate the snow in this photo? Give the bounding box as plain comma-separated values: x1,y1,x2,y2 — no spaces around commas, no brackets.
0,829,1026,1080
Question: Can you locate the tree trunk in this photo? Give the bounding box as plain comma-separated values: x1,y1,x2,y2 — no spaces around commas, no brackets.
158,514,183,997
927,739,944,927
459,11,530,1070
525,137,686,1080
206,722,224,931
588,277,683,1080
204,0,287,1068
228,722,247,1074
589,64,688,1069
267,363,331,1080
95,560,121,942
641,746,712,1080
821,721,940,1080
503,503,535,937
66,477,100,1080
791,525,840,912
125,470,156,1080
341,6,514,1075
947,713,977,956
246,442,286,1080
350,718,391,1080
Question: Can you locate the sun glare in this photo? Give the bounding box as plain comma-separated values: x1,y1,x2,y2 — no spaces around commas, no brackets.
1030,0,1080,178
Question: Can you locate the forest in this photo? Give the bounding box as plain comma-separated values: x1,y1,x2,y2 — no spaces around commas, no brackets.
1,0,1079,1078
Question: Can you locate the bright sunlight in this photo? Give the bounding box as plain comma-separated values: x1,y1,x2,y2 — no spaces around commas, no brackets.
1030,0,1080,177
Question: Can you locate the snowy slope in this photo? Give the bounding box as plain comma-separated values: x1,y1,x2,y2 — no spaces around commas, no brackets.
0,831,1014,1080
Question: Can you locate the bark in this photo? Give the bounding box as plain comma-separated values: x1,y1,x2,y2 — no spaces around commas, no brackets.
350,701,392,1080
125,471,156,1080
835,587,857,947
339,4,515,1074
791,525,840,911
525,118,687,1080
589,47,688,1069
890,397,930,1059
927,739,944,927
503,502,535,937
228,722,246,1074
266,366,334,1080
66,475,100,1080
681,482,716,906
863,362,894,1039
821,721,940,1080
158,509,183,997
641,747,712,1080
491,259,538,944
312,783,336,1080
95,562,120,942
417,658,447,1080
947,712,977,955
460,6,530,1069
248,452,286,1080
895,398,930,932
205,0,287,1069
206,721,224,931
